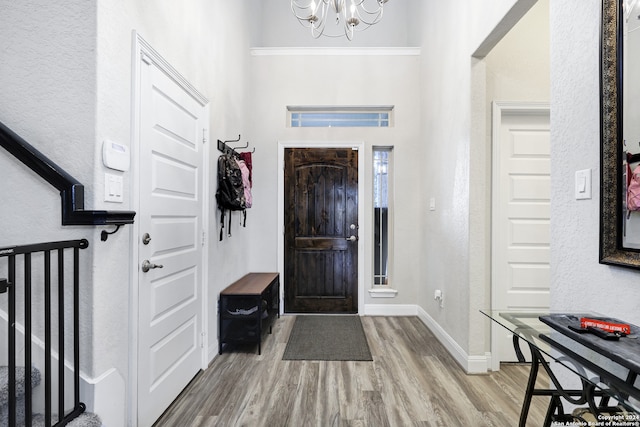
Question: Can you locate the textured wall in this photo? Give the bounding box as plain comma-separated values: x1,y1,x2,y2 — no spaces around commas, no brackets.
485,0,550,103
0,0,99,378
0,0,97,242
419,0,474,355
417,0,549,361
550,1,640,321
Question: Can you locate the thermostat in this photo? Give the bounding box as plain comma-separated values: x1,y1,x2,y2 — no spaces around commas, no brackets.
102,139,130,172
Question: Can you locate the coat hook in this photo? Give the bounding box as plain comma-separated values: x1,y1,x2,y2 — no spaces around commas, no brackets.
224,134,241,144
217,135,242,154
232,141,249,150
101,224,123,242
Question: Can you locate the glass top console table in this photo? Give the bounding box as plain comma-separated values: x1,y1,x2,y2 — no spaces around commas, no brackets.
481,310,640,427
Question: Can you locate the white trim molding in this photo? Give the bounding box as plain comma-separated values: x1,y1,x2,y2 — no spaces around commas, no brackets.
364,304,416,316
415,306,489,374
278,141,366,315
80,369,126,427
490,101,550,372
367,288,398,298
251,47,421,57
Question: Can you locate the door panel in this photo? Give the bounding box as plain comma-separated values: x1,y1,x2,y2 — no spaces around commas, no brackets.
284,148,358,313
137,57,206,426
492,104,550,363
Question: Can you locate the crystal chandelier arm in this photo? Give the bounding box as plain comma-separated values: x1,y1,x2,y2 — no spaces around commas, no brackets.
291,0,325,38
311,1,330,38
350,0,385,26
290,0,318,21
291,0,388,39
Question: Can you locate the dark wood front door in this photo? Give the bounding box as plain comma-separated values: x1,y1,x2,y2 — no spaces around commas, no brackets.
284,148,358,313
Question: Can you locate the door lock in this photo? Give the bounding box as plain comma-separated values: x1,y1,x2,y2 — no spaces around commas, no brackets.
141,259,164,272
142,233,152,245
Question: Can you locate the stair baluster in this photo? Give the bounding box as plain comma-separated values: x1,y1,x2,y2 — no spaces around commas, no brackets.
0,239,89,427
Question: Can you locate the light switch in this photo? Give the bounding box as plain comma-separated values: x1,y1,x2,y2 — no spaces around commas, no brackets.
104,173,123,203
575,169,592,200
429,197,436,211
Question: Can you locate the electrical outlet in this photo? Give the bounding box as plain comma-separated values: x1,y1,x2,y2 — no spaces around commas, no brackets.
434,289,444,308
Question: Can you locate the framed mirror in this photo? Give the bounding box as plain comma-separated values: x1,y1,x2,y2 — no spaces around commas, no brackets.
600,0,640,268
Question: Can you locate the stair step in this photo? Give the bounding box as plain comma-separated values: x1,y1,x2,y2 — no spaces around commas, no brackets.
26,412,102,427
0,365,42,405
2,411,102,427
0,366,42,426
0,366,101,427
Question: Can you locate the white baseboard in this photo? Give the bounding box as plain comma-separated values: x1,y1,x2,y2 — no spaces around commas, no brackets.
415,306,488,374
80,368,125,427
363,304,418,316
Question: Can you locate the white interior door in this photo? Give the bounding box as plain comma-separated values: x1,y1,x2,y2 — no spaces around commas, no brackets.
136,52,208,426
491,102,550,365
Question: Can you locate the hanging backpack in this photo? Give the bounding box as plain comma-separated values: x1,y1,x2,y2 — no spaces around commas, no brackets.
628,162,640,216
216,153,246,239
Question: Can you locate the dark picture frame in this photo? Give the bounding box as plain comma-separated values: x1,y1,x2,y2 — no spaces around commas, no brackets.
600,0,640,269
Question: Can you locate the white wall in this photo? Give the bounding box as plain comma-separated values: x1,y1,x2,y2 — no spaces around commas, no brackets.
0,0,98,240
94,1,256,424
417,0,549,369
247,50,422,308
485,0,550,103
0,0,99,376
93,0,256,375
5,0,640,423
418,0,476,364
477,0,550,356
1,1,257,425
419,0,640,373
550,1,640,322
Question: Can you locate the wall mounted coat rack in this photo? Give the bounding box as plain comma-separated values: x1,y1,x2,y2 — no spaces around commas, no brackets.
217,135,254,157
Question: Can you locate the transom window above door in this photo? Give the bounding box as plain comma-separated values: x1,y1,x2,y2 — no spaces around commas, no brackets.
287,106,394,128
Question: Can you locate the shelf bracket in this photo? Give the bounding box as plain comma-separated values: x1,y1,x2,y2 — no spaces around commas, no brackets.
100,224,123,242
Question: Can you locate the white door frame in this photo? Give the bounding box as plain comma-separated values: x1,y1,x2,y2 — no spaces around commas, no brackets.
277,141,365,315
490,101,549,372
129,31,210,426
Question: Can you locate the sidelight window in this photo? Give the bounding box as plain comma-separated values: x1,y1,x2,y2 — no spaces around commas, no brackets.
373,147,392,286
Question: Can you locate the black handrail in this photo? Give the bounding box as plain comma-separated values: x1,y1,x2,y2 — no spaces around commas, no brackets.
0,121,135,226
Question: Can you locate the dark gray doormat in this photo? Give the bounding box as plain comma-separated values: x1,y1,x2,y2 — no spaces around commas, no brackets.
282,315,373,361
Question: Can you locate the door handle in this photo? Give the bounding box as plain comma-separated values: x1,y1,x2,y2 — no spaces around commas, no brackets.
345,235,358,242
142,259,164,273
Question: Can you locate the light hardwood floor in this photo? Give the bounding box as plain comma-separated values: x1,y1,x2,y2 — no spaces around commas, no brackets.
154,316,548,426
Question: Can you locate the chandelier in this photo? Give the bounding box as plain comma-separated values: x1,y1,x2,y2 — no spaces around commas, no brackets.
291,0,389,40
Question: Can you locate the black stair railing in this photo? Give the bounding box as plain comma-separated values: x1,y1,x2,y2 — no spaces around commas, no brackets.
0,121,135,226
0,120,136,425
1,239,89,427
